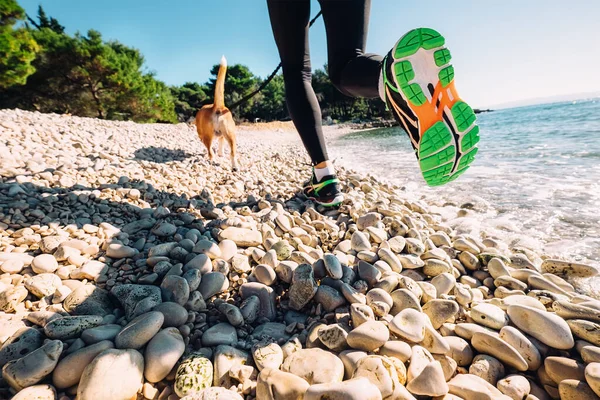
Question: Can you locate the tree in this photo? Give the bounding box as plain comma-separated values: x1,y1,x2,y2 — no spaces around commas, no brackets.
0,0,39,88
170,82,209,121
250,73,287,121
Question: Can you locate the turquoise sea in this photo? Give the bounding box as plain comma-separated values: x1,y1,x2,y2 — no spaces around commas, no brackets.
330,98,600,267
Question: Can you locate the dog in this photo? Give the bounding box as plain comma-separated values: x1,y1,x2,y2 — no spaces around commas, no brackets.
195,55,238,170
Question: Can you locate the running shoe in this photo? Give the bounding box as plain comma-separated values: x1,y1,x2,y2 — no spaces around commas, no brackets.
302,171,344,207
381,28,479,186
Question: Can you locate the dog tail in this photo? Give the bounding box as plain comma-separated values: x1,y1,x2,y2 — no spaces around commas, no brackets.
214,55,227,110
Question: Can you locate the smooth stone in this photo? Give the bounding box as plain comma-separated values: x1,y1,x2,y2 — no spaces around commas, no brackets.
353,355,407,397
239,283,276,321
161,275,190,305
115,311,164,349
193,240,221,259
390,288,421,315
545,356,585,384
52,340,114,389
507,305,574,349
431,273,456,296
569,320,600,346
497,375,531,400
406,346,448,397
288,264,317,310
251,323,291,342
218,303,244,327
2,340,63,391
377,248,402,273
31,254,59,274
314,285,346,312
0,286,28,312
218,240,237,261
323,253,343,279
144,327,185,382
357,261,381,286
79,260,108,281
487,258,511,279
554,300,600,323
305,377,383,400
153,302,189,328
499,326,542,371
218,227,262,247
106,243,137,259
180,387,244,400
421,323,451,355
199,272,228,300
448,373,506,400
423,259,453,276
468,354,505,385
256,367,310,400
586,363,600,398
174,353,213,397
185,254,212,274
351,231,371,252
183,268,202,291
471,331,528,371
0,259,24,274
111,284,162,320
0,327,44,367
454,323,495,341
11,384,57,400
347,320,389,352
147,242,177,258
252,342,284,371
318,324,349,352
24,273,61,298
559,379,600,400
581,345,600,364
379,340,412,363
499,295,546,311
350,303,374,327
470,303,508,330
213,345,250,387
339,350,368,378
77,349,144,400
151,222,177,237
389,308,426,342
202,323,237,346
81,324,122,344
422,299,459,329
44,316,103,340
281,348,344,384
541,259,599,277
63,285,113,316
445,336,473,366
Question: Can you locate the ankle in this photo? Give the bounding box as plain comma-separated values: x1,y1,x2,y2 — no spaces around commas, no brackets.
314,162,335,181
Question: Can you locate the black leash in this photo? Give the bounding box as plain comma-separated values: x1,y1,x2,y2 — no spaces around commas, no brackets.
229,10,323,110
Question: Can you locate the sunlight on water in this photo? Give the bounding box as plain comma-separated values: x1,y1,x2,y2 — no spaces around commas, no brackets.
329,99,600,265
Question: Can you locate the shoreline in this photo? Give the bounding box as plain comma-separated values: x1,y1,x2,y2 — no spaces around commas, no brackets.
1,109,599,400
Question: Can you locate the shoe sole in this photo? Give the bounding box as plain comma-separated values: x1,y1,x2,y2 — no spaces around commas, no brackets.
307,194,344,208
387,28,479,186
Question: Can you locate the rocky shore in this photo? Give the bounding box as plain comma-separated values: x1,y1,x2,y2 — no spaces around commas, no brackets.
1,109,599,400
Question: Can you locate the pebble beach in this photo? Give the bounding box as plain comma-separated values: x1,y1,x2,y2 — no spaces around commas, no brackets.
1,108,600,400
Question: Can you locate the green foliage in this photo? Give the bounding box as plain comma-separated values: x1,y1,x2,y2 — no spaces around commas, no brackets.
170,82,209,122
0,0,40,88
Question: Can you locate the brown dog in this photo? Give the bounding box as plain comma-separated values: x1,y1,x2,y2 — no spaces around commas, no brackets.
195,56,238,170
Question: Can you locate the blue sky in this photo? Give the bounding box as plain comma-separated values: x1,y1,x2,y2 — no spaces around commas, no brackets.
18,0,600,108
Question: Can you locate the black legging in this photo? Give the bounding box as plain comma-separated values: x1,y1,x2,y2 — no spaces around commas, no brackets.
267,0,382,165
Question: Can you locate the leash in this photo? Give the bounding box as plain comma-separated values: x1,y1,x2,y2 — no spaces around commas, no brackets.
229,10,323,110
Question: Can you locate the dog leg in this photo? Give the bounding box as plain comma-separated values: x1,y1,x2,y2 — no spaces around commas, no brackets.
218,136,225,158
201,136,214,161
226,134,238,171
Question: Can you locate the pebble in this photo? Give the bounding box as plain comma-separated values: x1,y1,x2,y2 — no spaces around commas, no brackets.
199,272,228,300
213,345,250,387
499,325,542,371
0,327,44,367
252,342,284,371
11,384,57,400
346,320,389,352
468,354,505,385
202,323,237,346
52,340,114,389
280,349,344,385
81,324,122,344
77,349,144,400
63,285,113,316
541,259,599,277
145,327,185,382
586,363,600,398
288,263,317,310
44,315,103,340
115,311,164,349
153,301,189,327
31,254,59,274
111,284,163,320
471,331,528,371
558,379,600,400
24,273,61,298
470,303,509,330
314,284,346,312
174,354,213,397
304,377,382,400
2,340,63,391
568,320,600,346
507,304,575,349
256,367,310,400
161,275,190,305
218,227,262,247
389,308,426,342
